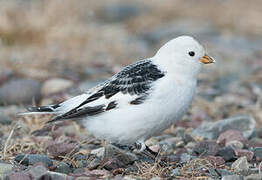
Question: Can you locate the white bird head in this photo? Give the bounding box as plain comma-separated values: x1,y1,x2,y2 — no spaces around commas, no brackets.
154,36,215,78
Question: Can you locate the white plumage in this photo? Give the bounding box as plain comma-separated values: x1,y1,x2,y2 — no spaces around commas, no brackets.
23,36,215,150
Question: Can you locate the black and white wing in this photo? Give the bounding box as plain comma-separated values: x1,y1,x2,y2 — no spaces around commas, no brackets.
26,59,165,122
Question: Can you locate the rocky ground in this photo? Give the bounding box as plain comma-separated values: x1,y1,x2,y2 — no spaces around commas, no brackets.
0,0,262,179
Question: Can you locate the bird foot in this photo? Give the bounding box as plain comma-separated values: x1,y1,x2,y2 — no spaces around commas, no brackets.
112,142,158,159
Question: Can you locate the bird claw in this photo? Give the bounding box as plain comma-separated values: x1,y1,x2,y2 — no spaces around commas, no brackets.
112,142,158,159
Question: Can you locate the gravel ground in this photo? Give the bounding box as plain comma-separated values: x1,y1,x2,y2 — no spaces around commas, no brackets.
0,0,261,179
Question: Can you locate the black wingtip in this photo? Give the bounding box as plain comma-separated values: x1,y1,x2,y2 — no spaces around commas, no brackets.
26,106,39,112
26,104,60,113
46,115,63,124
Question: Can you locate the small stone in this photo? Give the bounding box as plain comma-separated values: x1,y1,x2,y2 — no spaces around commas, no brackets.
234,149,254,161
0,163,13,178
208,168,220,179
75,177,92,180
125,165,139,174
216,169,234,176
176,141,185,148
102,145,137,170
193,140,219,156
217,130,247,146
14,154,53,167
28,164,48,179
180,153,192,164
252,147,262,160
190,116,256,140
47,142,79,158
0,79,41,105
41,78,73,96
54,162,72,174
160,137,183,147
226,140,244,150
123,176,137,180
0,68,13,85
222,175,244,180
150,177,161,180
0,114,11,125
232,156,250,172
73,168,86,174
217,146,237,161
87,157,101,170
244,174,262,180
43,171,73,180
171,168,181,176
90,147,105,159
73,154,89,168
148,145,160,153
183,133,196,144
7,172,31,180
73,169,110,178
185,142,197,149
205,156,225,166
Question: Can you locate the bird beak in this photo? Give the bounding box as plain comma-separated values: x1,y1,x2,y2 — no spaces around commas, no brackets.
200,54,215,64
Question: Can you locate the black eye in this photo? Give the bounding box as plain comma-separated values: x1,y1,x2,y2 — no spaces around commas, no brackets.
188,51,195,57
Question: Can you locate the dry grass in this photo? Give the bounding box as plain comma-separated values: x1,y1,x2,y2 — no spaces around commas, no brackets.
131,161,172,179
0,115,50,161
1,0,262,77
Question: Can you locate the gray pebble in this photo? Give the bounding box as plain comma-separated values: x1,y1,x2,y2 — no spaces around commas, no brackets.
0,79,41,105
0,163,13,178
231,156,250,172
54,162,72,174
0,114,11,125
222,175,244,180
170,168,181,176
190,115,256,140
252,147,262,159
14,154,53,167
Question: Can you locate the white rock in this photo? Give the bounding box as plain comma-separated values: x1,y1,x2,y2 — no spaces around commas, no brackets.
90,147,105,159
41,78,73,96
232,156,250,172
222,175,244,180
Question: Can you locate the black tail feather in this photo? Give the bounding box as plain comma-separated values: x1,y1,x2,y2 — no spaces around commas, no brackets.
47,105,105,123
27,104,60,112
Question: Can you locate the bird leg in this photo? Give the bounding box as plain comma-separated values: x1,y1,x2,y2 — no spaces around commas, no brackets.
132,142,158,159
145,144,158,157
112,142,158,159
111,143,131,151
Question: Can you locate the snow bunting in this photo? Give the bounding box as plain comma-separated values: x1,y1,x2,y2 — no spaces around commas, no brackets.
24,36,215,152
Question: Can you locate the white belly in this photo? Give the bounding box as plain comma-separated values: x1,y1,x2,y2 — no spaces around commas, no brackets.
83,76,197,144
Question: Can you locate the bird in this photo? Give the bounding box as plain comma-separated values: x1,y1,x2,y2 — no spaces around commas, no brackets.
22,36,215,154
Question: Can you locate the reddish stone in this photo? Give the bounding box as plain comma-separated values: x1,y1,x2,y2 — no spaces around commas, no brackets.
234,149,254,161
149,145,160,153
8,172,31,180
46,141,79,158
246,140,262,148
193,140,219,156
205,155,225,166
217,129,247,146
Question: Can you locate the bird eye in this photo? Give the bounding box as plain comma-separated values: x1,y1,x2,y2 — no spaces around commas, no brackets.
188,51,195,57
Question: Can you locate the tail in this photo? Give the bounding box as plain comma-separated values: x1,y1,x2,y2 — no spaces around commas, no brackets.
18,104,61,116
18,94,89,120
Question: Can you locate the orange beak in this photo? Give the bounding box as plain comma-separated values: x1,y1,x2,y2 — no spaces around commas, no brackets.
200,54,215,64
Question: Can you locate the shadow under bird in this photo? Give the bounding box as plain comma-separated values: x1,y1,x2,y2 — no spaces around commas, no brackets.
21,36,215,156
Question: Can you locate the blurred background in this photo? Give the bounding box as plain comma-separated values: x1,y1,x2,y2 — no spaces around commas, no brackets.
0,0,261,124
0,1,262,179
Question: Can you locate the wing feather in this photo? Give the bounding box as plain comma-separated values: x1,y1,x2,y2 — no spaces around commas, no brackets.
23,59,165,122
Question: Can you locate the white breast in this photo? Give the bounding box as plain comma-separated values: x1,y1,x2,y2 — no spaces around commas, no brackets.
83,74,197,144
